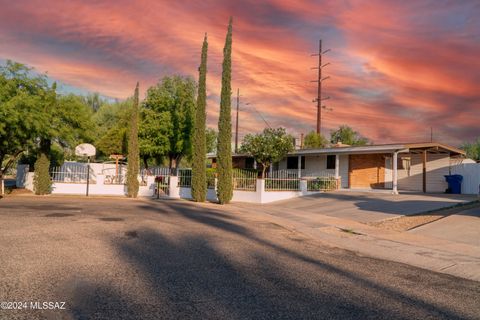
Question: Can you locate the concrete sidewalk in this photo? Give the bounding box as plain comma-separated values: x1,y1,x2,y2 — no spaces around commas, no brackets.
409,207,480,247
227,203,480,282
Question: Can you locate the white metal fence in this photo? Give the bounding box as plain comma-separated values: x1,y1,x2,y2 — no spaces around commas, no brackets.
140,167,172,195
177,168,192,187
50,166,95,184
233,169,257,191
265,170,300,191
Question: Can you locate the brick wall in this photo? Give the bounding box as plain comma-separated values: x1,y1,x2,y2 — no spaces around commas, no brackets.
349,154,386,189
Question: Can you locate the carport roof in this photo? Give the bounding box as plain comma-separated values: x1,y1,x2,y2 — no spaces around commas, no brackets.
290,142,465,156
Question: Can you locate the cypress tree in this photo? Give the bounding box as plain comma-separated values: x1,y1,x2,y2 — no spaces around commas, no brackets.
192,34,208,202
126,82,140,198
33,153,51,195
217,18,233,204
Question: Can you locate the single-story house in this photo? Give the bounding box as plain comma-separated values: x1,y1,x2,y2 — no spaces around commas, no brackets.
210,142,466,194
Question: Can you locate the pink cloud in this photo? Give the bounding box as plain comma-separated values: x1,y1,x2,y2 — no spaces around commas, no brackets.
0,0,478,145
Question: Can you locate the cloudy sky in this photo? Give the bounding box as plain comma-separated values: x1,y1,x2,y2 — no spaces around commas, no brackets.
1,0,479,145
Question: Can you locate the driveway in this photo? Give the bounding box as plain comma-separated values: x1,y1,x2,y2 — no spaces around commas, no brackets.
260,191,476,224
0,196,479,319
409,207,480,246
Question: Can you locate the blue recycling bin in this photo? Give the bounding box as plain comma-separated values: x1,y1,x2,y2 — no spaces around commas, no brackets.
444,174,463,194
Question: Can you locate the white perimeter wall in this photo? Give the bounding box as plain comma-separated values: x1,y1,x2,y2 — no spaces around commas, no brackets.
451,162,480,195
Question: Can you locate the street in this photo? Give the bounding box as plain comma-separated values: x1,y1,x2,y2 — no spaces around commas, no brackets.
0,196,479,319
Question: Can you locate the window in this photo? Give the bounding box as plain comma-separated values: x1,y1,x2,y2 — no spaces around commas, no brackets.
287,156,305,170
400,157,411,176
245,157,255,169
326,155,336,169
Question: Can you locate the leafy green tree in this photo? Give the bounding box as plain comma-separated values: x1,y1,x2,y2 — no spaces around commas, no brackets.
0,61,50,195
139,107,171,168
192,34,208,202
143,76,196,169
54,94,95,153
241,128,294,178
35,86,95,166
330,125,369,146
33,153,51,195
206,128,218,154
461,138,480,161
303,131,328,149
126,83,140,198
84,92,104,112
217,17,234,204
93,99,131,158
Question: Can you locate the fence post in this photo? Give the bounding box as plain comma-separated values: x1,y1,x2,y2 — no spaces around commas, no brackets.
146,176,156,197
300,179,307,194
256,179,265,203
168,176,180,198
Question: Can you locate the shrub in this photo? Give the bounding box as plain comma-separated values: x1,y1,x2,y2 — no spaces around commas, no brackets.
33,153,52,195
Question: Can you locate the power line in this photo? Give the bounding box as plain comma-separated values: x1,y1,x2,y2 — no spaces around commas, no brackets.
244,102,272,129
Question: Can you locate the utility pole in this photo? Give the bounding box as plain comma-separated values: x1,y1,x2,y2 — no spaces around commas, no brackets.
311,40,330,134
235,88,240,153
430,127,433,142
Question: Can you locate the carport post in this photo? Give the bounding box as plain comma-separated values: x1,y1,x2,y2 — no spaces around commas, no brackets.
297,155,302,178
392,151,398,194
335,154,339,179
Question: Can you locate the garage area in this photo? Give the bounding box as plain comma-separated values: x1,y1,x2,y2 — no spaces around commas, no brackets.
349,154,386,189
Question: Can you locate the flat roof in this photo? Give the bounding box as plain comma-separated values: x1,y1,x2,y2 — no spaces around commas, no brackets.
291,142,465,156
208,142,465,158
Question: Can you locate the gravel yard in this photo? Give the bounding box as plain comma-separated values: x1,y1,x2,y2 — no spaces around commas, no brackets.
368,202,480,232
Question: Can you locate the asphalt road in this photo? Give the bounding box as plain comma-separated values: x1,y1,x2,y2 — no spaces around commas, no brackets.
0,196,479,320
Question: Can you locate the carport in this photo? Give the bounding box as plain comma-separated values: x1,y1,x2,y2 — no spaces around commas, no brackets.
290,142,465,194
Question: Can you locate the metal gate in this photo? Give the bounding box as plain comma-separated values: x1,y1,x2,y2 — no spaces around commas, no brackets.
144,167,171,197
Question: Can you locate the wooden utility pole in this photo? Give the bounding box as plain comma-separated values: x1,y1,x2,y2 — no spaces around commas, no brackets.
235,88,240,154
311,40,330,134
422,150,427,193
316,40,322,134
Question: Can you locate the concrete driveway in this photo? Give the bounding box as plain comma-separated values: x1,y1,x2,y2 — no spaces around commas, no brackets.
260,191,476,224
409,207,480,246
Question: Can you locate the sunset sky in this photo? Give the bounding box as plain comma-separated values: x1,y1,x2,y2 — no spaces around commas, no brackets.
1,0,479,145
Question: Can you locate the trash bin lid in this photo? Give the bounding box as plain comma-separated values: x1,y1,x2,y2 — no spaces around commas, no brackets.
451,174,463,181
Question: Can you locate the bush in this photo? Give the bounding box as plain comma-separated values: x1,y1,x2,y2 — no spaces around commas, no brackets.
206,168,216,189
33,153,52,195
308,177,337,191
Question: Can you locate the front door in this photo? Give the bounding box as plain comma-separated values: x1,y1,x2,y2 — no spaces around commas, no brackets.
349,154,385,189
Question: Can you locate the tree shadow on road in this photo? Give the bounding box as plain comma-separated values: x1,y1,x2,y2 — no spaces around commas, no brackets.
66,200,478,319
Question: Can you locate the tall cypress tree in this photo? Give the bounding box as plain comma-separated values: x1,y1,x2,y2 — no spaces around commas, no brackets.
126,82,140,198
192,34,208,202
217,18,233,204
33,153,51,195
